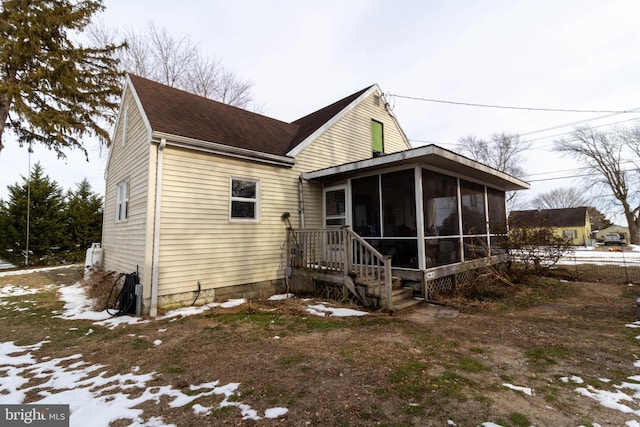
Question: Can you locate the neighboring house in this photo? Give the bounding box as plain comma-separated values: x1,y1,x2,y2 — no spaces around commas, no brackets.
595,225,629,242
508,207,592,246
102,74,529,315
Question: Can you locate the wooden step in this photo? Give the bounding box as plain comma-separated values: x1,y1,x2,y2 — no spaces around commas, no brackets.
391,297,424,314
382,288,424,313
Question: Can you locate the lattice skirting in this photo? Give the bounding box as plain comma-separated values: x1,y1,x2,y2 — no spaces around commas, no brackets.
455,269,478,288
426,269,480,298
313,280,356,304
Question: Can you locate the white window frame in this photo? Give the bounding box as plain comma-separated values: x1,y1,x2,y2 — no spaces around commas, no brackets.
230,177,260,222
323,184,348,228
121,105,128,146
115,180,129,222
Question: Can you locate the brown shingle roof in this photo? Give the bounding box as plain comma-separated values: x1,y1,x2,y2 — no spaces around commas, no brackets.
128,74,373,157
287,85,374,152
509,207,588,227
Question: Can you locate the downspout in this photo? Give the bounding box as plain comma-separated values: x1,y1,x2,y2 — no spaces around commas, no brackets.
298,175,305,229
150,138,167,317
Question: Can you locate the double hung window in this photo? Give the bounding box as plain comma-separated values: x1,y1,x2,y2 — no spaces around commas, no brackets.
230,178,259,221
116,180,129,222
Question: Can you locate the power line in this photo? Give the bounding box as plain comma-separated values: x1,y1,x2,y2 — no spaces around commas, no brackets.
386,93,639,114
526,167,637,183
520,109,640,137
410,115,640,152
527,173,594,183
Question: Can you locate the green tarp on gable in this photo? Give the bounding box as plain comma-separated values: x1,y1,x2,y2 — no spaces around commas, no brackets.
371,120,383,153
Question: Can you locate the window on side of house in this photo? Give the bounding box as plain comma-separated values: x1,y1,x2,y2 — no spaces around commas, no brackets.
122,105,128,146
371,119,384,157
230,178,259,221
115,180,129,222
563,229,577,239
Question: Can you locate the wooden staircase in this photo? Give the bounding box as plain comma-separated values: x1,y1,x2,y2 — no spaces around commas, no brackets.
287,226,425,313
356,275,423,313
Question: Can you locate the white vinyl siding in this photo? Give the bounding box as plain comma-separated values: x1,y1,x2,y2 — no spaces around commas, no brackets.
155,148,297,297
293,91,410,228
102,87,153,286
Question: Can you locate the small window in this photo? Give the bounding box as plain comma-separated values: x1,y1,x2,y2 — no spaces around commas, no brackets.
122,105,128,146
115,180,129,222
371,119,384,157
373,95,381,106
230,178,259,221
563,229,577,239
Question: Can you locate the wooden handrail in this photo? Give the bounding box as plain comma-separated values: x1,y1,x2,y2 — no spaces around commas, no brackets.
286,227,394,311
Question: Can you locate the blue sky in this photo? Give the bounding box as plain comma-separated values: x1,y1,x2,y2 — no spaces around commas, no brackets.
2,0,639,220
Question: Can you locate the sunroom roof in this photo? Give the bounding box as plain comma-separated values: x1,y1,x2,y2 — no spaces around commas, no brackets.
302,145,530,192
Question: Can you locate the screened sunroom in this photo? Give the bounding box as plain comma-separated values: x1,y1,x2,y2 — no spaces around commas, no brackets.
303,145,529,287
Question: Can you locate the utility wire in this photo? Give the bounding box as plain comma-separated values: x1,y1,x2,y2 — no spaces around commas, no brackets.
409,114,640,150
527,167,637,183
386,93,639,114
520,108,640,137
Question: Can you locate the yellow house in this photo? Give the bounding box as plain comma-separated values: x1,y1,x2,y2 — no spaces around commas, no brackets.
508,207,592,246
102,74,529,315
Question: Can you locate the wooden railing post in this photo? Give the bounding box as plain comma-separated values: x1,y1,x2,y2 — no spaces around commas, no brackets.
384,256,393,312
343,226,352,275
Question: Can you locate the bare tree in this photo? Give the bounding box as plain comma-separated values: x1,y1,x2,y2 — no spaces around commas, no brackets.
457,132,530,210
554,125,640,244
530,187,588,209
89,22,254,109
457,132,530,177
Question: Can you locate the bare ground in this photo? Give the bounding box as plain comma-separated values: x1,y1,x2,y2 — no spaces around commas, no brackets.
1,266,639,426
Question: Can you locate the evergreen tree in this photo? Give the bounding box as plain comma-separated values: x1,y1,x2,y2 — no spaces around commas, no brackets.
587,207,613,232
64,179,103,261
0,163,66,265
0,0,125,156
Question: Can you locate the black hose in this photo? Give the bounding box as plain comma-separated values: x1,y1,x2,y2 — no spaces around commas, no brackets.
191,281,201,306
106,272,139,316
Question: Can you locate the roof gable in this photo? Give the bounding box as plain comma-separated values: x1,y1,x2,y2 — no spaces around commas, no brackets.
509,207,588,227
286,85,376,154
126,75,383,160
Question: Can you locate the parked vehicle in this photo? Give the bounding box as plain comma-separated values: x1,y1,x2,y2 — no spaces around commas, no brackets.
604,233,626,245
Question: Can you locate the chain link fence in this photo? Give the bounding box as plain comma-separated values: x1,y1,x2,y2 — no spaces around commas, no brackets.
553,247,640,284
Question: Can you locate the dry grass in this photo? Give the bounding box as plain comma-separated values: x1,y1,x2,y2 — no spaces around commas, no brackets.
1,265,639,426
83,270,125,311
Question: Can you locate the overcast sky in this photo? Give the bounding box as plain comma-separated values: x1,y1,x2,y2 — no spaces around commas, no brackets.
2,0,639,220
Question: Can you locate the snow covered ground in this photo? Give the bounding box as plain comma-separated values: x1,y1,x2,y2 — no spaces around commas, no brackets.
0,258,15,270
1,267,640,425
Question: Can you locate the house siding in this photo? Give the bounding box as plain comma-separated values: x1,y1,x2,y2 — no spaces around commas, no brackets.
155,147,298,299
102,87,153,287
293,91,410,229
552,213,592,245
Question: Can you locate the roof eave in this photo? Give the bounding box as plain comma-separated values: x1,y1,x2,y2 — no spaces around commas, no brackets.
152,131,295,167
303,145,530,191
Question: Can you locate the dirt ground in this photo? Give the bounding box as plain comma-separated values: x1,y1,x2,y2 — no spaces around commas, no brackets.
1,266,640,426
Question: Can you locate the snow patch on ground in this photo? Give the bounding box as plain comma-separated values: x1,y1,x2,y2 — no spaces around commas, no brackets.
268,293,294,301
305,302,368,317
0,264,80,277
0,340,288,425
502,383,533,396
